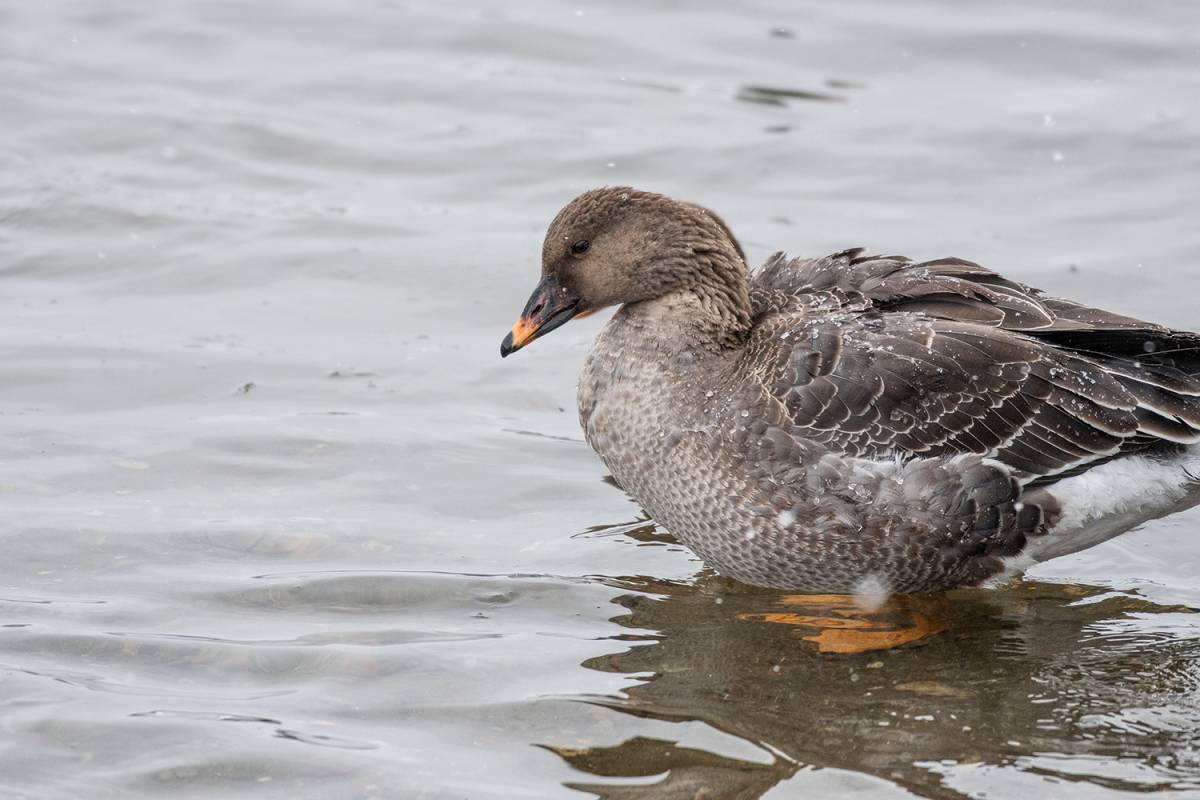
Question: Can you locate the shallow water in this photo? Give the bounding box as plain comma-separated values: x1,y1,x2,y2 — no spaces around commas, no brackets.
2,1,1200,797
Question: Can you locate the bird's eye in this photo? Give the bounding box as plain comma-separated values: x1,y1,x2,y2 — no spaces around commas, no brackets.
570,239,590,255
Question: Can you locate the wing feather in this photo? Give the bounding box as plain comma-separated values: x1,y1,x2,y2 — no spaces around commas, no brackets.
746,251,1200,484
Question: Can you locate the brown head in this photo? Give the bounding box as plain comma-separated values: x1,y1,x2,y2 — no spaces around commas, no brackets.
500,187,750,357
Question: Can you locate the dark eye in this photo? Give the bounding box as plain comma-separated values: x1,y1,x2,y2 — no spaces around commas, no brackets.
570,239,590,255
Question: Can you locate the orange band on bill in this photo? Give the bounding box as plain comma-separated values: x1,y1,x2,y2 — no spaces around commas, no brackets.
509,316,538,348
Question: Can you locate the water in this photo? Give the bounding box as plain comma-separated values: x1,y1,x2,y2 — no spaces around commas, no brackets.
2,1,1199,797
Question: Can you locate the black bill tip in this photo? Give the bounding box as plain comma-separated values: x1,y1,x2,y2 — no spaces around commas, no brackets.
500,331,517,358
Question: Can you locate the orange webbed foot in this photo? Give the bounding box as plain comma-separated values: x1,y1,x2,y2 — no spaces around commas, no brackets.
738,593,949,654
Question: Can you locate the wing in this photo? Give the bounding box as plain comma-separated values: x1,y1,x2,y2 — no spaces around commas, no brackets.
743,251,1200,484
754,248,1165,333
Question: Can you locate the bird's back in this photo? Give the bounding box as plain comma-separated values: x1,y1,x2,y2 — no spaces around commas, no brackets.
746,248,1200,483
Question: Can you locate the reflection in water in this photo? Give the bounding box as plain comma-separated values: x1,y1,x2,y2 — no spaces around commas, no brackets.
546,553,1200,799
735,84,846,106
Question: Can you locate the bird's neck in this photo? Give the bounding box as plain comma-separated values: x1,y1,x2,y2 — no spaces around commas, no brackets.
625,249,752,351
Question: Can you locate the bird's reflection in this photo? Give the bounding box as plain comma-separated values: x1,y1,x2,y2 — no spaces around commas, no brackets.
547,525,1200,799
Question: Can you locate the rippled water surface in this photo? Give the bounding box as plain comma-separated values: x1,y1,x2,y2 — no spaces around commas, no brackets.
3,2,1200,797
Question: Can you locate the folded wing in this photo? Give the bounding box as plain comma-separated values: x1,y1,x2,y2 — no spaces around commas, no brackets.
748,250,1200,484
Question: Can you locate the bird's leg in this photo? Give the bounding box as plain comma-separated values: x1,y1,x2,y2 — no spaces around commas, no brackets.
737,593,949,653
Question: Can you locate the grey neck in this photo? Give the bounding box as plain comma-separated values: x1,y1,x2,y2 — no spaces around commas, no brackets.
665,247,753,350
618,281,752,354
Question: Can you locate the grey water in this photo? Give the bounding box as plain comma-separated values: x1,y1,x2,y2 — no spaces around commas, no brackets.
2,1,1199,797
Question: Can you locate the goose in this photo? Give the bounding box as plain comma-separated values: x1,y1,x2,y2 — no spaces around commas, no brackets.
500,187,1200,594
